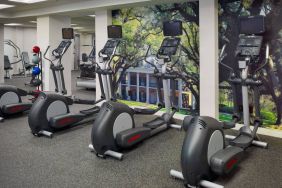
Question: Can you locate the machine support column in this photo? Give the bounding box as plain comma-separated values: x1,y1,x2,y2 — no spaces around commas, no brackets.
95,9,112,101
199,0,219,118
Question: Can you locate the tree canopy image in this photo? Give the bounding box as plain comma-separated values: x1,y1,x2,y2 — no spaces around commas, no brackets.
112,2,200,111
219,0,282,126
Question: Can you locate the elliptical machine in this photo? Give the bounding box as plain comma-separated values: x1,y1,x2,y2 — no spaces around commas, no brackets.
89,21,183,160
170,16,268,188
28,26,125,138
0,47,43,122
0,85,33,122
28,28,100,138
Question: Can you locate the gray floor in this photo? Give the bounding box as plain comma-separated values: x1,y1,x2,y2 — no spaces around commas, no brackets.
0,71,282,188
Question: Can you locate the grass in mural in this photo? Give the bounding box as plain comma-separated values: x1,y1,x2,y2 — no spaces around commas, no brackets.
118,100,282,131
117,100,157,109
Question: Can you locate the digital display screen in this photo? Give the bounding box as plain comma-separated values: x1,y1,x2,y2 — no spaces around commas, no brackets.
163,21,183,36
62,28,74,39
239,16,265,35
108,25,122,39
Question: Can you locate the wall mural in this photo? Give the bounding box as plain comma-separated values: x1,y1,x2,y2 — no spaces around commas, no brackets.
112,0,282,129
112,2,199,114
219,0,282,128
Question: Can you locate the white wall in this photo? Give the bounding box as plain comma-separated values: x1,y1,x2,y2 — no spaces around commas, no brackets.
4,26,37,75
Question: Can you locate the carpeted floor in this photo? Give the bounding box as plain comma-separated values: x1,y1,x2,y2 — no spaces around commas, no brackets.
0,71,281,188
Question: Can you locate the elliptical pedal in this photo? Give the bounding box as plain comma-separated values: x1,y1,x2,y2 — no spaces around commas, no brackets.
80,106,100,115
143,117,166,129
229,134,253,149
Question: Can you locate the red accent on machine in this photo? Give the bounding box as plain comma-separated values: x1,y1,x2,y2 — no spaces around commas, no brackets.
226,158,238,170
58,117,76,126
127,134,142,143
8,106,26,113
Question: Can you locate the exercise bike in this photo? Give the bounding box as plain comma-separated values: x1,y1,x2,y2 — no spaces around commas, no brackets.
89,21,183,160
170,16,268,188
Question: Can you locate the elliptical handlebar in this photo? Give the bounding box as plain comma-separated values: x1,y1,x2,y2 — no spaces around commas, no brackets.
144,45,159,73
254,43,270,73
43,46,54,65
219,44,234,74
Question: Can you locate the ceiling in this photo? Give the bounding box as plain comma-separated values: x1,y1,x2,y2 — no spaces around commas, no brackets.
0,0,96,33
0,0,90,13
0,0,190,33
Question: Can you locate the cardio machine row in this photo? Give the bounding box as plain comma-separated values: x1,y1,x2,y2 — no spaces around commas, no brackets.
0,22,184,140
0,17,269,188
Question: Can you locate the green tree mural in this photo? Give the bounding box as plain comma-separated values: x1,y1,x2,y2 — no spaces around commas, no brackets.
219,0,282,126
112,2,200,111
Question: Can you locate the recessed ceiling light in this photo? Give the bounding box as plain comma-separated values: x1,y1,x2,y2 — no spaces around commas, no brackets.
73,27,85,30
30,21,37,24
88,15,96,18
0,4,15,10
8,0,47,4
4,23,23,26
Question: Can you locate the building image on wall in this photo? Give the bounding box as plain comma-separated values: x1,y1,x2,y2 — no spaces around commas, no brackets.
117,64,193,109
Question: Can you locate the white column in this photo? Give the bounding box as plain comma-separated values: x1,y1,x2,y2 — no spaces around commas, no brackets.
127,72,131,100
95,9,112,101
0,24,4,83
136,72,140,102
146,74,149,103
37,15,72,94
199,0,219,118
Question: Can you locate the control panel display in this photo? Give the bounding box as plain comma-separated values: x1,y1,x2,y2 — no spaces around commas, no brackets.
239,16,265,35
236,35,263,57
158,38,181,56
101,39,120,56
108,25,122,39
54,41,72,56
163,21,183,36
62,28,74,39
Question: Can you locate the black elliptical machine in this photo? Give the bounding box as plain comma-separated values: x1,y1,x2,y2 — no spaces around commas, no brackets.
89,21,183,160
28,28,100,138
170,16,268,188
0,48,43,122
0,85,33,122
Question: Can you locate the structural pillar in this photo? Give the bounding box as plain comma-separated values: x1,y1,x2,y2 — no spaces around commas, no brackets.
136,72,140,102
199,0,219,118
37,15,72,94
0,24,4,84
95,9,112,100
